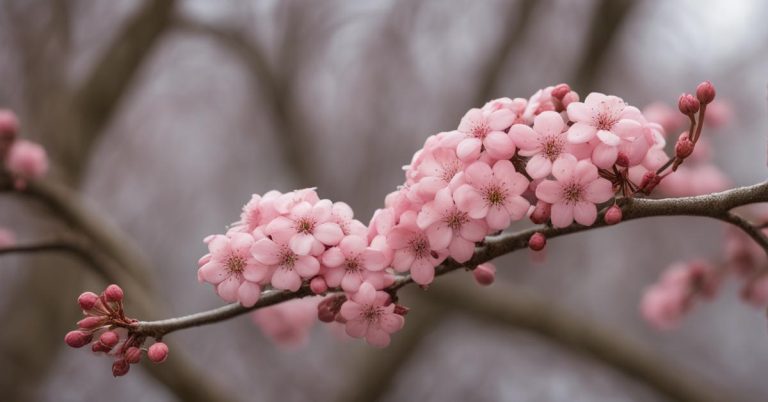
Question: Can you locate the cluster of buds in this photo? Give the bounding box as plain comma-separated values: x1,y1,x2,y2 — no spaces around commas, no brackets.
671,81,716,171
0,109,48,189
64,284,168,376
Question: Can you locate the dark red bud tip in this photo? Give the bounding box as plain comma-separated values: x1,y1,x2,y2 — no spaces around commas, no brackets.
309,277,328,294
551,83,571,100
604,205,623,225
99,331,120,348
675,132,694,159
528,232,547,251
64,330,92,348
678,93,700,115
112,359,130,377
530,201,552,225
124,347,142,364
696,81,715,104
77,291,100,311
147,342,169,364
104,284,124,302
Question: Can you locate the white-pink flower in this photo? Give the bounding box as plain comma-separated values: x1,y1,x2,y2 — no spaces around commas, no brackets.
416,187,487,263
453,160,530,231
197,233,266,307
251,233,321,292
409,146,465,201
340,282,404,347
322,235,388,292
386,211,445,285
265,199,344,256
510,111,584,179
534,155,614,227
566,93,643,146
456,108,516,161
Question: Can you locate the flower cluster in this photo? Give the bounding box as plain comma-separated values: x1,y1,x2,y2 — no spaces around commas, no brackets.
0,109,49,189
63,284,168,376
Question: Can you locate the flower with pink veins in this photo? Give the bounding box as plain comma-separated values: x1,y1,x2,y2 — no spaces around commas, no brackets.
340,282,404,347
251,233,321,292
567,93,644,145
510,111,586,179
417,187,487,263
410,146,465,201
322,235,388,292
453,160,530,231
197,233,266,307
455,108,516,161
266,199,344,256
386,211,445,285
534,155,614,228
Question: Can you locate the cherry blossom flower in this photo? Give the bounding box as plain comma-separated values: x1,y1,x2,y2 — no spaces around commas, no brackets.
455,108,516,161
409,146,465,201
387,211,445,285
252,297,320,348
534,155,614,227
340,282,404,347
197,233,265,307
265,199,344,256
566,92,644,146
416,186,487,263
229,191,281,233
453,160,530,230
321,235,388,292
510,111,586,179
251,234,321,292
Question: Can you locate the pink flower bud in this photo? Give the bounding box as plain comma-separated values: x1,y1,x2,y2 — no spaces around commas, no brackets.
0,110,19,138
604,205,622,225
317,295,345,323
77,316,103,329
472,263,496,286
64,330,92,348
147,342,169,363
99,331,120,348
310,277,328,294
5,140,48,180
615,152,629,168
696,81,715,105
530,201,551,224
394,304,410,316
104,284,124,302
112,359,130,377
92,341,112,353
677,93,700,115
639,171,662,194
124,347,142,364
551,84,570,100
528,232,546,251
675,133,694,159
561,91,579,108
77,291,100,310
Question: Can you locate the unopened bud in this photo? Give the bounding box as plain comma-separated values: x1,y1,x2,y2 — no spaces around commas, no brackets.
310,277,328,294
561,91,579,108
104,284,124,302
77,316,104,329
77,291,100,311
393,304,410,316
92,341,112,353
472,263,496,286
99,331,120,348
639,171,661,194
604,205,623,225
530,201,551,224
124,347,142,364
675,133,694,159
112,359,130,377
147,342,168,364
317,295,345,323
551,84,570,100
696,81,716,105
528,232,547,251
678,93,700,115
64,330,92,348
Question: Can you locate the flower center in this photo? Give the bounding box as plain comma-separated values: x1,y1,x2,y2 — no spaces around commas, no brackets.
295,217,315,234
482,185,508,207
345,256,361,273
542,136,565,160
362,305,383,323
470,121,490,139
593,102,621,131
226,254,246,276
443,209,469,230
409,235,431,259
279,246,297,269
562,182,584,204
440,159,462,183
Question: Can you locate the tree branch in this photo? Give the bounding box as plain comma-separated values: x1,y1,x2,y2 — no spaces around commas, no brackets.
132,181,768,338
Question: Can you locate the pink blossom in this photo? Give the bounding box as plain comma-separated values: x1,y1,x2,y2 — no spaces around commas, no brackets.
252,297,319,348
265,199,344,256
567,93,643,146
510,111,586,179
454,160,530,230
640,285,688,330
251,234,321,292
329,201,367,237
416,187,487,263
386,211,445,285
409,146,465,201
5,139,48,180
534,155,614,227
198,233,265,306
230,191,281,233
322,235,388,292
455,108,516,161
340,282,404,347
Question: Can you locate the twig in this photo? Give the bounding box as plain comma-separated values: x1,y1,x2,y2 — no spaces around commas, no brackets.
132,181,768,338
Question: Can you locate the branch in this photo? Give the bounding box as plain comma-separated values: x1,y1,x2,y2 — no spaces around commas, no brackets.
132,181,768,338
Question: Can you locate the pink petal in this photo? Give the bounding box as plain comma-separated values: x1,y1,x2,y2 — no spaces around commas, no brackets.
340,235,366,255
416,204,441,230
410,258,435,285
575,160,599,182
238,281,261,307
265,216,295,243
504,195,530,220
392,249,415,272
454,185,485,218
526,154,552,179
613,119,642,139
272,268,302,291
345,318,369,338
290,233,316,256
465,161,494,187
426,224,452,250
488,109,515,130
449,237,475,263
573,201,598,226
484,132,515,159
486,206,511,230
535,180,561,204
229,232,254,254
596,129,621,146
387,227,413,250
550,203,574,228
321,247,345,267
341,271,364,292
591,143,618,169
198,262,227,285
551,154,577,181
509,124,539,150
362,248,388,271
355,282,377,305
294,255,320,277
365,328,391,347
340,300,362,321
243,264,268,282
460,220,487,242
584,178,614,203
533,111,565,137
458,109,484,132
567,122,596,143
456,138,482,161
314,223,343,246
251,239,281,265
491,160,516,182
566,102,592,123
379,313,405,333
216,277,241,302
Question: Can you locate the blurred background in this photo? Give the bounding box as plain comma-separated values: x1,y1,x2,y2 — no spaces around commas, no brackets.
1,0,768,401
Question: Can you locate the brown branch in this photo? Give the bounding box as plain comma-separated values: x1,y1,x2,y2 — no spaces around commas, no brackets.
132,181,768,338
427,281,730,402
